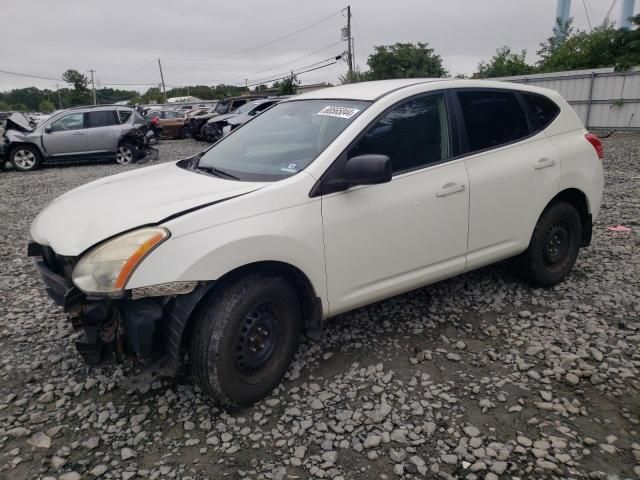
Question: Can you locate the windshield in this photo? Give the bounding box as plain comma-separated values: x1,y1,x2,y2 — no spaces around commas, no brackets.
234,101,262,114
195,99,370,181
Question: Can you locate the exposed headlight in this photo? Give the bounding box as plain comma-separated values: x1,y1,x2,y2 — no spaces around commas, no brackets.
72,227,169,295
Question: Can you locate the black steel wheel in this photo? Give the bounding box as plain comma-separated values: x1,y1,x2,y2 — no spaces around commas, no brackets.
189,274,301,407
517,202,582,287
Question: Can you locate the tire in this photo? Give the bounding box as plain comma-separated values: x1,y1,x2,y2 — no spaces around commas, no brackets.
10,145,41,172
518,202,582,287
189,274,302,407
179,127,191,139
116,142,137,165
203,125,222,143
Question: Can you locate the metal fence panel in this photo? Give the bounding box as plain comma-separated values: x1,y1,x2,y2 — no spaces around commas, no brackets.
496,67,640,130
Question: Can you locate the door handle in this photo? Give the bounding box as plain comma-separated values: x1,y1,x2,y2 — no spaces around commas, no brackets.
72,131,85,136
436,182,466,197
534,157,556,169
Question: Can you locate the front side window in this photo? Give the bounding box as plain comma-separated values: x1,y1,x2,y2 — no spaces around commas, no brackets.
87,110,118,128
195,99,370,181
349,94,450,174
458,90,529,152
49,112,85,132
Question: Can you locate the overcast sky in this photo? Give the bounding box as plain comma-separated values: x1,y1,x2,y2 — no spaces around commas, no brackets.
1,0,633,93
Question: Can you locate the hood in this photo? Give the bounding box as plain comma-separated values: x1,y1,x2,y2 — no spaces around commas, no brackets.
31,161,266,255
206,113,237,124
227,114,253,126
5,113,34,133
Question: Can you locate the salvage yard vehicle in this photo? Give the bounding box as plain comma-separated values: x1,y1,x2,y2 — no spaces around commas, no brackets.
201,97,283,142
2,106,149,171
143,109,188,139
184,96,264,141
29,79,604,407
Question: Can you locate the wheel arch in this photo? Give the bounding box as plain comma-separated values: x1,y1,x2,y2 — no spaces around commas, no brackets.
8,141,44,160
163,260,322,376
545,187,592,247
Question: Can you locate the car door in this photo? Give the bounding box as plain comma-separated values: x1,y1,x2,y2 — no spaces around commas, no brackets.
320,92,470,315
42,112,88,157
85,110,122,153
454,89,560,271
160,111,184,138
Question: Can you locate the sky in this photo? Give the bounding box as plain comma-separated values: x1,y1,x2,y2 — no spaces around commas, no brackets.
0,0,632,93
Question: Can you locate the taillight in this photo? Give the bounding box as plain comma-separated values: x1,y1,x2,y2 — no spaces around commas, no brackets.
585,133,604,160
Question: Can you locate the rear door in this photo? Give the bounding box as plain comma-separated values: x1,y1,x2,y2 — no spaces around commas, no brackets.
86,110,122,153
160,110,185,138
42,112,88,156
455,89,560,270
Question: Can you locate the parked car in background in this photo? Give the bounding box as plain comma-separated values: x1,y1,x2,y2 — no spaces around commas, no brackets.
1,106,149,171
143,109,188,139
201,97,284,142
184,96,265,140
28,79,604,407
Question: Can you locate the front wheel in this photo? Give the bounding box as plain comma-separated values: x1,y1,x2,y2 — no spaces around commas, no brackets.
517,202,582,287
10,145,41,172
116,142,137,165
189,275,301,407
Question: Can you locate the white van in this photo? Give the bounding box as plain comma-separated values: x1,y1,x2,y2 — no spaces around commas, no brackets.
29,79,604,407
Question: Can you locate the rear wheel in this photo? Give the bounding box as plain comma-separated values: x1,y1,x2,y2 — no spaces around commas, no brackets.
116,142,136,165
518,202,582,287
10,145,41,172
189,274,301,407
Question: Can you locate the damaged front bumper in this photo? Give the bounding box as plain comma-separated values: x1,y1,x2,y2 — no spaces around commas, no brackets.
28,242,212,376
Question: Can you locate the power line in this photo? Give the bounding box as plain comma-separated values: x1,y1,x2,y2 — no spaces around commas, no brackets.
171,8,345,63
244,60,339,88
0,69,61,82
247,56,341,86
245,41,343,78
582,0,593,31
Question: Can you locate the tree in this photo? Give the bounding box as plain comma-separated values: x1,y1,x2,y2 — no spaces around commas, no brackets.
0,100,9,111
62,69,90,106
39,99,55,112
475,46,534,78
611,14,640,70
278,73,299,95
366,42,448,80
537,20,619,72
339,68,370,84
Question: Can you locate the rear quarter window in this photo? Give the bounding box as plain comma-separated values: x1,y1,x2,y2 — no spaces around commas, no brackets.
522,93,560,131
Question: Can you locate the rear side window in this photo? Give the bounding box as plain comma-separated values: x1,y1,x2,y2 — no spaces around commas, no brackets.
458,90,529,152
523,93,560,130
118,111,132,123
87,110,118,128
349,94,450,174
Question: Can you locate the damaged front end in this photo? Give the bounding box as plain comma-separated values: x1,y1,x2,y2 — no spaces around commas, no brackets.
28,242,211,376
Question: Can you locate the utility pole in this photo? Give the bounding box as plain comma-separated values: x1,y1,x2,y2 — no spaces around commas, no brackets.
88,69,97,105
56,84,62,109
157,57,167,103
346,5,353,77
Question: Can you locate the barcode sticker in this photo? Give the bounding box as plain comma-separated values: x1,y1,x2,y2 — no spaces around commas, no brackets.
316,106,360,119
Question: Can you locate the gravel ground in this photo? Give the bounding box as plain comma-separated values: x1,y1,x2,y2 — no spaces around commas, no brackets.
0,137,638,480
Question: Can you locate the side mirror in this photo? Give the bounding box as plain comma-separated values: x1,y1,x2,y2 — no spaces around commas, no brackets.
44,127,52,134
343,154,392,187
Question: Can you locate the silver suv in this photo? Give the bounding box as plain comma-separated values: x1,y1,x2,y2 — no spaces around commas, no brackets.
2,105,148,172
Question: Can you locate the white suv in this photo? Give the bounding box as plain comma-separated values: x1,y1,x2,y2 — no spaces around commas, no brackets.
29,79,604,407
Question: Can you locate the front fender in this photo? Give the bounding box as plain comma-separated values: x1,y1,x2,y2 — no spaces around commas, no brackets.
127,198,328,316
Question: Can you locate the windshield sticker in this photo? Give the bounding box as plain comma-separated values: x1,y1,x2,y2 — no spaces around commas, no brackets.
316,106,360,119
280,163,298,173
